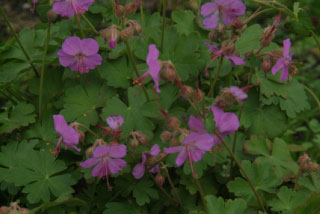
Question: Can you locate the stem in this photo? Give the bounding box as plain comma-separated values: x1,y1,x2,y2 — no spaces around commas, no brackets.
139,0,146,35
243,8,274,25
39,23,51,123
249,0,297,19
0,8,39,78
304,85,320,112
215,132,266,213
208,56,223,97
149,173,177,206
76,14,85,38
124,40,150,101
81,14,99,35
76,123,98,137
294,165,302,191
310,30,320,50
160,0,166,51
187,98,205,119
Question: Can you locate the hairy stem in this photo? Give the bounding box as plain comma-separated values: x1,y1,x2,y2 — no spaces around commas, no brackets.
76,14,85,38
39,23,51,123
310,30,320,50
124,40,150,101
139,0,146,35
208,56,224,97
304,85,320,112
0,8,39,77
294,165,302,191
249,0,297,19
76,123,98,137
215,132,266,213
160,0,166,51
81,14,99,35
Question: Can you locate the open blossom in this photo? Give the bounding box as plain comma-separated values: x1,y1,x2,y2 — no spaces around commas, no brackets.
136,44,161,93
132,144,160,179
80,144,127,190
106,115,124,131
58,36,102,74
210,106,239,144
53,0,94,18
53,115,80,153
272,38,292,82
204,42,245,66
201,0,246,29
164,116,214,167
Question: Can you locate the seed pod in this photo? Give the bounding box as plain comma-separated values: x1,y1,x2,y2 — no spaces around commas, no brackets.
126,20,142,35
192,88,204,103
130,138,139,149
179,85,194,100
160,61,176,82
125,2,138,16
155,172,165,185
169,137,180,146
115,4,125,18
261,56,272,73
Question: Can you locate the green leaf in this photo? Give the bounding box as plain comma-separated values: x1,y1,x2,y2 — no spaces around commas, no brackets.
128,178,159,206
102,87,159,138
98,57,133,88
172,10,196,35
0,103,36,134
241,90,287,138
206,195,247,214
268,186,308,214
235,24,262,56
227,160,282,203
60,83,115,127
0,62,30,86
183,152,215,178
295,192,320,214
103,202,140,214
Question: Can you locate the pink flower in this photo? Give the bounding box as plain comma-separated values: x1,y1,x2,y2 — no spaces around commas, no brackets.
80,144,127,190
132,144,160,179
58,36,102,74
106,115,124,131
205,42,245,66
229,86,247,101
53,0,94,18
210,106,239,144
53,115,80,154
136,44,161,93
201,0,246,29
272,38,292,82
164,116,214,167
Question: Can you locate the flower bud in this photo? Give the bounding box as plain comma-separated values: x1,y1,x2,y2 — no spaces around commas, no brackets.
185,0,199,12
85,146,95,157
146,155,158,167
100,126,113,137
101,25,120,49
232,17,243,29
179,85,194,100
135,131,149,145
192,88,204,103
166,117,180,130
160,131,172,141
120,27,134,40
155,172,165,185
222,40,235,56
159,152,166,159
131,138,139,149
115,4,125,18
125,2,138,16
311,163,319,172
160,61,176,82
298,153,310,165
47,9,58,22
126,20,142,35
76,130,85,144
0,206,8,214
261,56,272,73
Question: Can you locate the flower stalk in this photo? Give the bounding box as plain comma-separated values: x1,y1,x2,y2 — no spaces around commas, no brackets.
160,0,167,51
208,56,224,97
81,14,99,35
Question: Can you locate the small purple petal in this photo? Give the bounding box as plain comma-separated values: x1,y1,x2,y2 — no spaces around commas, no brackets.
283,38,291,58
204,42,220,52
61,36,81,55
149,165,159,174
229,86,247,101
188,116,206,133
80,158,99,168
150,144,160,157
108,40,116,49
272,57,286,75
108,159,127,174
147,44,161,93
164,146,183,154
106,115,124,130
80,38,100,55
225,55,245,66
132,163,146,179
109,145,127,158
189,147,205,163
200,2,218,16
57,50,76,67
183,132,214,151
218,0,246,26
93,146,111,158
202,10,219,29
175,148,188,167
211,106,239,136
280,65,289,82
91,162,105,178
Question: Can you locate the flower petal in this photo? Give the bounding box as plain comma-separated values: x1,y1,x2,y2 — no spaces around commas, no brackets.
176,148,188,167
280,65,289,82
80,38,99,55
53,115,69,135
202,10,219,29
83,54,102,69
147,44,161,93
225,55,245,66
183,132,214,151
57,50,76,67
106,115,124,130
201,2,218,16
188,116,206,133
283,38,291,58
212,106,239,135
229,86,247,101
189,147,205,163
61,36,81,55
91,162,106,178
164,146,183,154
93,146,110,158
132,163,146,179
53,1,75,18
272,57,286,75
204,42,220,52
108,159,127,174
109,144,127,158
150,144,160,157
80,158,99,168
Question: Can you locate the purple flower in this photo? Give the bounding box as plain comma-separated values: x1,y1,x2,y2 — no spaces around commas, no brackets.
201,0,246,29
53,0,94,18
132,144,160,179
32,0,38,11
137,44,161,93
204,42,245,66
53,115,80,153
210,106,239,144
80,144,127,190
272,38,292,82
106,115,124,131
58,36,102,74
229,86,247,101
164,116,214,167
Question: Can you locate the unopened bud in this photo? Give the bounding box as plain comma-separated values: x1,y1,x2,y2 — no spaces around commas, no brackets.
125,2,138,16
261,56,272,73
179,85,194,100
120,27,134,40
85,146,95,157
185,0,199,12
160,61,176,82
166,117,180,130
135,131,149,145
260,26,275,47
221,40,235,56
232,17,243,29
131,138,139,149
155,173,165,185
311,163,319,172
47,9,58,22
160,131,172,141
146,155,157,167
126,20,142,35
298,153,311,165
192,88,204,103
115,4,125,18
77,130,85,144
169,138,180,146
101,25,120,49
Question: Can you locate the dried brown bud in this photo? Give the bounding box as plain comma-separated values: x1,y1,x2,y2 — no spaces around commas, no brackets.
232,17,243,29
135,131,149,145
160,61,176,82
166,117,180,130
0,206,8,214
85,146,95,158
100,126,113,137
179,85,194,100
261,55,272,73
192,88,204,103
125,2,138,16
77,130,85,144
222,40,235,56
115,4,125,18
47,9,58,22
146,155,157,167
131,138,139,149
126,20,142,35
159,153,166,159
120,27,134,40
160,131,172,142
155,173,165,185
